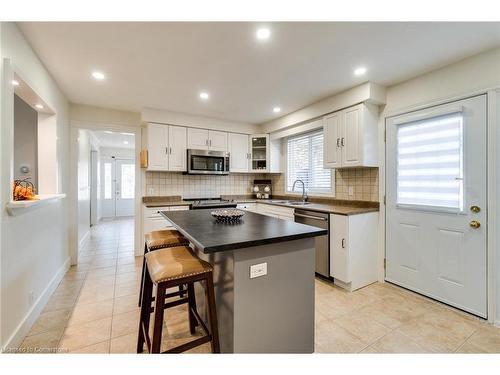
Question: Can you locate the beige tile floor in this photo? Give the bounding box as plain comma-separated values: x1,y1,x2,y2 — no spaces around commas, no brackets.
18,218,500,354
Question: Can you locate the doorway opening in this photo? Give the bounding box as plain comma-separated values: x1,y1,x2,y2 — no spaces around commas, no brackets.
77,129,136,248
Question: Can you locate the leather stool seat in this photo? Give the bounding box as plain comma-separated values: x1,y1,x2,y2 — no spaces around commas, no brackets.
145,229,189,250
145,246,212,284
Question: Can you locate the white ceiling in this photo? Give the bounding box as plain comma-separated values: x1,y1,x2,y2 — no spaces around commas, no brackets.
18,22,500,124
91,130,135,149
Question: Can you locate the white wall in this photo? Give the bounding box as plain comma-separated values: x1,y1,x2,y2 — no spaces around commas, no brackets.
0,22,70,349
378,47,500,324
142,107,260,134
99,146,135,159
260,82,386,133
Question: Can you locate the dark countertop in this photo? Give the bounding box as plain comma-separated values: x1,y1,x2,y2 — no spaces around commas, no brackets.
237,200,379,215
143,196,379,215
161,209,327,253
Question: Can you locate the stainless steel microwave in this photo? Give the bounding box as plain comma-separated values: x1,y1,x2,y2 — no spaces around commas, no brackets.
187,149,230,175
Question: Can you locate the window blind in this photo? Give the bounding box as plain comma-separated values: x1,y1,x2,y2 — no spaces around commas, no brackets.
396,112,464,211
286,130,331,194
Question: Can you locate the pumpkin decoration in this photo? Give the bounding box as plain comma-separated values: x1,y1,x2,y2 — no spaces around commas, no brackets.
13,178,38,201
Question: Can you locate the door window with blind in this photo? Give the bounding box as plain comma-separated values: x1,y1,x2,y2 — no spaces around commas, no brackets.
396,111,464,212
286,130,333,195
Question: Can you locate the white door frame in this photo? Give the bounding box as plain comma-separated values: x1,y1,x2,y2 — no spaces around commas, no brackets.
69,120,142,265
379,87,499,325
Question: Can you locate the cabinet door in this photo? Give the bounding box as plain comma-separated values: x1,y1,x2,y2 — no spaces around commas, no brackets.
147,123,168,170
323,113,342,168
208,130,227,152
341,106,362,167
330,214,350,281
187,128,209,150
249,134,269,172
228,133,249,172
168,126,187,171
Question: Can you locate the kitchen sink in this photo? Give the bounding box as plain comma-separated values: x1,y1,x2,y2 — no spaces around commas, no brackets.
288,201,311,205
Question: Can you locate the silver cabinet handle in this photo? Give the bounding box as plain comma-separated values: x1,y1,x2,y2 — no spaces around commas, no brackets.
341,238,346,248
165,147,168,154
336,138,340,147
341,138,345,146
169,147,172,154
209,139,212,147
294,213,328,221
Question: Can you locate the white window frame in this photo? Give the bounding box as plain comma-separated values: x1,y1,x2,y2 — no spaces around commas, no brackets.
284,130,335,197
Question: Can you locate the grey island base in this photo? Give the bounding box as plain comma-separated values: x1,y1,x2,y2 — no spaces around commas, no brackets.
160,209,327,353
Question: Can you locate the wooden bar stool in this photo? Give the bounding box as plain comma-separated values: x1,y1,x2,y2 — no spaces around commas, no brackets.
138,229,190,307
137,246,220,354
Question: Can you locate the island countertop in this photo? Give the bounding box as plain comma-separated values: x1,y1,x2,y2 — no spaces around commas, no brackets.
160,209,327,253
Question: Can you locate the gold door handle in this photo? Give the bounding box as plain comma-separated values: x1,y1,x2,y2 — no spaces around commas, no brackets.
470,205,481,213
470,220,481,229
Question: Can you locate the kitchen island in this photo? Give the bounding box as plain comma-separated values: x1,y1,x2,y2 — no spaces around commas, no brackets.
160,209,327,353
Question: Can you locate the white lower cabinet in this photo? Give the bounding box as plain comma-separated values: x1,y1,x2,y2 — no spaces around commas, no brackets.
142,205,189,242
330,212,378,291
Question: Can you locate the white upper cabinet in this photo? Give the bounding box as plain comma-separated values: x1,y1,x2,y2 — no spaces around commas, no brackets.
323,112,342,168
187,128,209,150
323,103,378,168
187,128,227,152
146,123,186,171
208,130,227,152
147,123,169,170
228,133,250,172
168,125,187,171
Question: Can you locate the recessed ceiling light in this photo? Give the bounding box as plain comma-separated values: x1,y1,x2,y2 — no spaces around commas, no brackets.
35,104,44,109
123,141,129,145
273,107,281,113
256,28,271,40
104,131,113,134
92,71,106,80
12,80,19,86
354,67,367,76
199,92,209,100
120,132,134,136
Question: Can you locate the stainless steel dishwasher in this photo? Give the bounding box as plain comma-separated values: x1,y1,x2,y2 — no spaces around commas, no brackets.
294,208,329,278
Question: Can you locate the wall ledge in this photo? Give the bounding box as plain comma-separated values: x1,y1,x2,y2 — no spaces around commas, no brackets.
6,194,66,216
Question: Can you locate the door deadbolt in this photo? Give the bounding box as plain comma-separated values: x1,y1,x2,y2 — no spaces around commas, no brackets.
470,205,480,213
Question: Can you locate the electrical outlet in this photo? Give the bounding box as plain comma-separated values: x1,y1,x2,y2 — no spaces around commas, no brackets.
348,186,354,196
250,262,267,279
148,187,155,195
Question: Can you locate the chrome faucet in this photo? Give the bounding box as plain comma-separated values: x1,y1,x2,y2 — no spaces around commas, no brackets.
292,179,308,202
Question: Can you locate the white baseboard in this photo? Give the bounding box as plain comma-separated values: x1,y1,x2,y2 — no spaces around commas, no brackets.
495,319,500,328
1,257,70,351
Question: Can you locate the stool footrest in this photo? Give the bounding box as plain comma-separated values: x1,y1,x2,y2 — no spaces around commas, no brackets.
162,335,212,354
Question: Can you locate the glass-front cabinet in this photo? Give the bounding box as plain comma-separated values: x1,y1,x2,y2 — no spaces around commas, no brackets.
249,134,270,172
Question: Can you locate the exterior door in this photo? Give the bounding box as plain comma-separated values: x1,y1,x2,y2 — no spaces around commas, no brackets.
115,159,135,217
386,95,487,317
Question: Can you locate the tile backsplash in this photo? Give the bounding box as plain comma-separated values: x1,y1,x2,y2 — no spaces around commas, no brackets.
145,168,379,202
269,168,379,202
144,172,266,198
